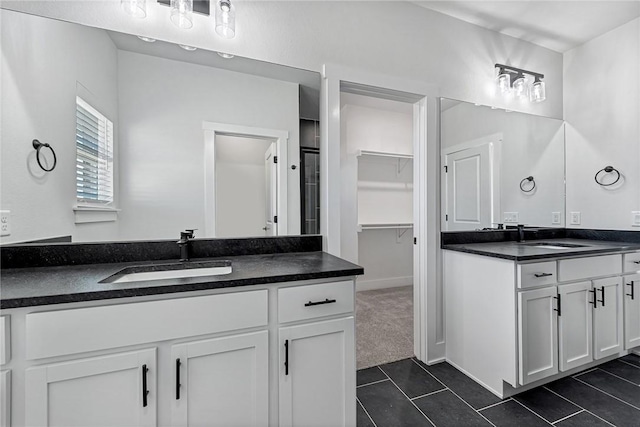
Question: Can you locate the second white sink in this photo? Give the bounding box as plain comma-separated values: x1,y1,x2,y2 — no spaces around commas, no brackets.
102,261,233,284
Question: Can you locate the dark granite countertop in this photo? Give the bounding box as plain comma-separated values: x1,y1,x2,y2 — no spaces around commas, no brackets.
442,239,640,262
0,251,363,309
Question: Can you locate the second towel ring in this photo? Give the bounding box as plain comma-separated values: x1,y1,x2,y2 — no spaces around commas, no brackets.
594,166,620,186
520,176,536,192
32,139,57,172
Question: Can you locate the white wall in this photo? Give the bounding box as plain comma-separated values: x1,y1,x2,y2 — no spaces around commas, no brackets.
0,9,119,244
441,102,565,228
215,135,272,238
340,93,413,290
564,18,640,230
1,1,564,119
116,50,300,240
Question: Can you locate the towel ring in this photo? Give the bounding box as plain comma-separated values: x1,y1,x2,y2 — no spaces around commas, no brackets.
519,176,535,192
32,139,57,172
594,166,620,186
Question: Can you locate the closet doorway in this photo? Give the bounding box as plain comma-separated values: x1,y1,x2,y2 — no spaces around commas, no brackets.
339,91,416,369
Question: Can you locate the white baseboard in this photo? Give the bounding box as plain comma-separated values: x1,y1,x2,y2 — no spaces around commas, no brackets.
356,276,413,292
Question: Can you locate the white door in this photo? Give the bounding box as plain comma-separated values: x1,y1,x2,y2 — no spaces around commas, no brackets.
279,317,355,427
264,143,277,236
623,274,640,349
558,281,593,371
518,287,558,385
25,348,156,427
1,370,9,427
171,331,268,427
593,277,624,359
444,143,494,230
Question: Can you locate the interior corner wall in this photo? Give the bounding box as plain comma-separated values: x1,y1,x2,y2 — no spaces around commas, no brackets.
0,9,119,244
116,50,300,240
564,18,640,231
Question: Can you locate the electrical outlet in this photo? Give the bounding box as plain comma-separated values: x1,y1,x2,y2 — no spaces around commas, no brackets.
570,212,581,225
504,212,519,223
552,212,561,225
632,211,640,227
0,210,10,236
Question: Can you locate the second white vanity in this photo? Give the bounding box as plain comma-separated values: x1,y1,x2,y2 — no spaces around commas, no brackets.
443,239,640,398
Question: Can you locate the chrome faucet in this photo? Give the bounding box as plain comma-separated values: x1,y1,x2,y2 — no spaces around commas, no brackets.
177,229,196,261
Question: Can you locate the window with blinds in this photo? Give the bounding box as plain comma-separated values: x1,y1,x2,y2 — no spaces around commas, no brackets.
76,97,114,205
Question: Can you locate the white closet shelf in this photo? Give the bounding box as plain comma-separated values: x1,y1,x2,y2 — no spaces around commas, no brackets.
356,149,413,160
357,223,413,232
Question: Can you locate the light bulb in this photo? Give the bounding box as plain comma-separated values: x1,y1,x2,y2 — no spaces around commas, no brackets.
216,0,236,39
530,78,546,103
121,0,146,18
170,0,193,29
137,36,156,42
512,75,528,100
496,70,511,96
217,52,235,59
179,45,197,51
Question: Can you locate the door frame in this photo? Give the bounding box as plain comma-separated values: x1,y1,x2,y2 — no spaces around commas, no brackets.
321,64,443,363
203,122,289,237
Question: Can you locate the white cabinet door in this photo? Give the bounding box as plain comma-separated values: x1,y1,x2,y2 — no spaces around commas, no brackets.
558,282,593,371
171,331,269,427
279,317,355,427
25,348,156,427
518,287,558,385
623,274,640,349
1,370,9,427
593,277,623,359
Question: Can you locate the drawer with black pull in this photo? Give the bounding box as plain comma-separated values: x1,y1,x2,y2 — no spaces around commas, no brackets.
623,252,640,273
278,281,355,323
517,261,557,289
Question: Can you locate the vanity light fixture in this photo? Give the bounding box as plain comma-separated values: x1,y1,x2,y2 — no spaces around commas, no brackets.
170,0,194,29
495,64,545,103
137,36,156,42
121,0,146,18
179,44,197,51
217,52,235,59
215,0,236,39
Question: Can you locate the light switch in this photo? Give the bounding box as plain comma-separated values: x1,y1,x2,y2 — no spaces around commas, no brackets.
570,212,581,225
632,211,640,227
0,210,10,236
552,212,561,225
504,212,519,223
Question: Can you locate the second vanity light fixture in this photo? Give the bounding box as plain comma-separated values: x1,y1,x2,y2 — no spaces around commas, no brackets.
121,0,236,39
495,63,546,103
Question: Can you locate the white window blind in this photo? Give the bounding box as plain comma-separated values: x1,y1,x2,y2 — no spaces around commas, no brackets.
76,97,114,205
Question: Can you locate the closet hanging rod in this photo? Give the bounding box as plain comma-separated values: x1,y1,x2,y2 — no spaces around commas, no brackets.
357,223,413,232
356,149,413,160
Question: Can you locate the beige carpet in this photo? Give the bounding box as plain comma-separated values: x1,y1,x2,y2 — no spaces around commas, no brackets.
356,285,414,369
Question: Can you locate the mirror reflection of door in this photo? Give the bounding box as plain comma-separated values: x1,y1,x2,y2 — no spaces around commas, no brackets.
264,143,277,236
443,140,496,231
215,136,276,238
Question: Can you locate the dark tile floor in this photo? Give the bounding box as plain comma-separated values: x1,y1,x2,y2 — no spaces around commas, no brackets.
357,354,640,427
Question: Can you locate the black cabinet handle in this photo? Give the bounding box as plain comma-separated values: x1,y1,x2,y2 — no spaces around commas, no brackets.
142,364,149,408
597,286,606,307
633,261,640,264
176,358,181,400
534,273,553,278
304,298,337,307
627,281,635,300
284,340,289,376
553,294,562,316
590,289,597,309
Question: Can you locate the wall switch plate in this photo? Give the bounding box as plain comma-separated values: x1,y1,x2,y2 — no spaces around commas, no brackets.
570,212,581,225
504,212,519,223
552,212,561,225
0,210,10,236
632,211,640,227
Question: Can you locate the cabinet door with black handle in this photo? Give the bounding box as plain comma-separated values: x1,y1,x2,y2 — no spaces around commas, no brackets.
592,277,623,360
623,273,640,350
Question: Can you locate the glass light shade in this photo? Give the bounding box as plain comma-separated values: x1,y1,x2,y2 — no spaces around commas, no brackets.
496,72,511,95
530,80,546,103
170,0,193,30
512,76,528,100
216,0,236,39
121,0,146,18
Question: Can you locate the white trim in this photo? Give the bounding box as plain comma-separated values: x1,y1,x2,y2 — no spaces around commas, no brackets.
73,207,119,224
321,63,442,364
202,122,289,238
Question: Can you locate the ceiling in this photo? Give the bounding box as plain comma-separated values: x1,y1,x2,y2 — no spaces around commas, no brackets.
414,1,640,52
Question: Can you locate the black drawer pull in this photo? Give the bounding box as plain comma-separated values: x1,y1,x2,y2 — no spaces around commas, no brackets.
598,286,605,307
304,298,337,307
553,294,561,316
142,364,149,408
589,289,597,309
633,260,640,264
176,358,181,400
627,281,635,300
534,273,553,278
284,340,289,376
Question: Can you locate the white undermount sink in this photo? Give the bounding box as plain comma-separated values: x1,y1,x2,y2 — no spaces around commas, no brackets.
101,261,233,284
520,242,588,250
529,245,576,250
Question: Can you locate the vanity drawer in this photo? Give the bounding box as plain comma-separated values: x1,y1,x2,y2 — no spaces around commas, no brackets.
558,254,622,282
278,280,354,323
517,261,557,289
623,252,640,273
26,290,268,360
